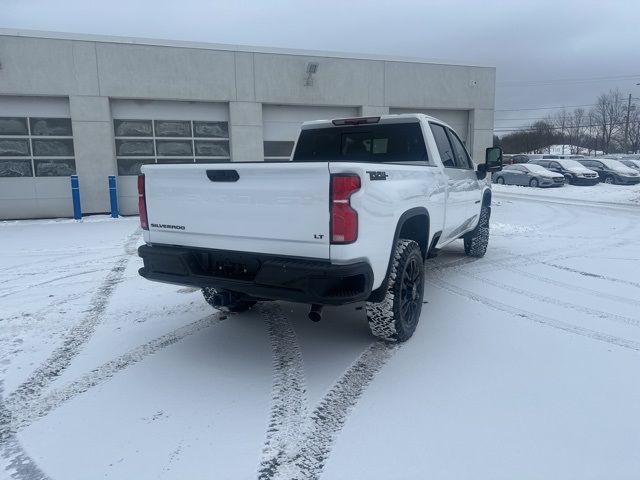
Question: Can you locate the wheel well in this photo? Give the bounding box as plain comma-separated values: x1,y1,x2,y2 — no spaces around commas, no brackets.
398,214,429,259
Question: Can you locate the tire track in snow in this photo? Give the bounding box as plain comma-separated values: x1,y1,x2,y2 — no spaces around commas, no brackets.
502,264,640,308
283,342,399,480
257,304,308,480
540,261,640,290
258,305,400,480
442,269,640,328
0,384,50,480
427,277,640,352
3,312,225,435
4,230,140,414
0,269,103,299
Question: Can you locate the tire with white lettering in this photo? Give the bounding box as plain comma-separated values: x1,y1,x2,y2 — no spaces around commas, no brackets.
365,239,424,342
464,203,490,258
202,287,257,313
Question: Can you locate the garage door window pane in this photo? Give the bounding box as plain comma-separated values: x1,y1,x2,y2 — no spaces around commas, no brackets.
193,121,228,138
154,120,192,137
195,158,230,163
195,140,229,157
0,118,28,135
264,141,294,157
30,118,73,136
116,139,154,156
156,158,195,164
32,139,75,157
0,159,33,177
156,140,193,156
117,158,155,175
114,120,153,137
0,138,30,156
34,159,76,177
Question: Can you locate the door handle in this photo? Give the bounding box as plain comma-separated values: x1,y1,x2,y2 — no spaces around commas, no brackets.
206,170,239,182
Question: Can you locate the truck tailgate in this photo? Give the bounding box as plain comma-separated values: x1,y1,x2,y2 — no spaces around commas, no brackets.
142,162,331,259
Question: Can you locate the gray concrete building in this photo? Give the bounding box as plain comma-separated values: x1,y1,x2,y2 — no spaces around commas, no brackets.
0,29,495,219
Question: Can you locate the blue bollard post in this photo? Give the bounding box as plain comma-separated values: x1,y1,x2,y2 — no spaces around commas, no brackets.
70,175,82,220
108,175,119,218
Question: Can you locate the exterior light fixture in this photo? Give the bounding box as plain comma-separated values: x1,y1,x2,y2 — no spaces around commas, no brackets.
305,62,319,86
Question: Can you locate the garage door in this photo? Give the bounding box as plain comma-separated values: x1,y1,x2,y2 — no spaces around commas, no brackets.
0,96,74,220
112,100,229,214
389,108,469,145
262,105,358,161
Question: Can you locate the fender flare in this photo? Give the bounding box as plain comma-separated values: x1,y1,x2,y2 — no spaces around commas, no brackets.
367,207,430,303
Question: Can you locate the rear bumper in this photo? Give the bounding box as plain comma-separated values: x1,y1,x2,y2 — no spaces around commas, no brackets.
138,244,373,305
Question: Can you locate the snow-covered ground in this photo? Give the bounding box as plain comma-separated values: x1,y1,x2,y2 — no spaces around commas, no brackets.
1,188,639,480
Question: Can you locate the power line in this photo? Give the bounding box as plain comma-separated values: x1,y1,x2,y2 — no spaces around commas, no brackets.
494,120,640,133
495,97,640,113
495,103,597,112
497,73,640,88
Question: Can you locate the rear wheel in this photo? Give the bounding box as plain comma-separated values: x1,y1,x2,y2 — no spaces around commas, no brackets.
365,239,424,342
604,175,615,184
464,203,490,258
529,178,539,187
496,176,505,184
202,287,257,312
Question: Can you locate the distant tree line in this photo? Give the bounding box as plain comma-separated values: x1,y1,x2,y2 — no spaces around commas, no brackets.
496,89,640,154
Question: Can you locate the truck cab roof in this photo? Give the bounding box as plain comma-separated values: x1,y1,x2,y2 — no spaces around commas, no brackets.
300,113,451,130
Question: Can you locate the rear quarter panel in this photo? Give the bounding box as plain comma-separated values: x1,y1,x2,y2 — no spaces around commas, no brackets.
329,162,446,290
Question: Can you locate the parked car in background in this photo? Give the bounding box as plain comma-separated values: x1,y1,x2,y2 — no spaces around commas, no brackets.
527,158,599,185
502,154,515,165
493,163,565,187
556,154,585,159
577,158,640,185
610,159,640,172
509,154,559,164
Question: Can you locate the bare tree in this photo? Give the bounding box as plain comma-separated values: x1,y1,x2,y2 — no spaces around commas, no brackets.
567,108,585,153
590,89,626,154
552,108,569,154
628,102,640,154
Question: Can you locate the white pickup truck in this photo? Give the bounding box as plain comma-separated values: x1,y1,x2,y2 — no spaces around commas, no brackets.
137,114,502,342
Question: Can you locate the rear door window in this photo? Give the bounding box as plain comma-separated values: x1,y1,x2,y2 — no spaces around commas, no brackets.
293,122,429,164
429,123,456,168
446,128,474,169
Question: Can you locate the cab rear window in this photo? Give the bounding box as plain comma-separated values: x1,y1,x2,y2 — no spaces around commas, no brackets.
293,123,429,163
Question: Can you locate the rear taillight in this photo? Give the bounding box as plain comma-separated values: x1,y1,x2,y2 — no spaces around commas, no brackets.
138,174,148,230
330,174,360,244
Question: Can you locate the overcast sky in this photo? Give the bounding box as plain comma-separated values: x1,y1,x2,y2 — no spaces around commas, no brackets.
2,0,640,134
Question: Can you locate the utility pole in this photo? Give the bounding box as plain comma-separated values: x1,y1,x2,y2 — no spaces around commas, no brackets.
624,93,632,153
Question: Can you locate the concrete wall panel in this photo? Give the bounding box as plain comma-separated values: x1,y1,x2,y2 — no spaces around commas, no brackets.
385,62,495,110
96,43,236,100
254,54,383,106
0,37,78,95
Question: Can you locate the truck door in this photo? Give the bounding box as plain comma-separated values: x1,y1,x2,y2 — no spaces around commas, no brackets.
446,127,483,227
429,123,479,241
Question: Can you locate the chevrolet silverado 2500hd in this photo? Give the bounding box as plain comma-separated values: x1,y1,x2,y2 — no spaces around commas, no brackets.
137,114,503,342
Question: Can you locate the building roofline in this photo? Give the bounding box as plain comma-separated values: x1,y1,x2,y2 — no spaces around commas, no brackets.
0,28,495,69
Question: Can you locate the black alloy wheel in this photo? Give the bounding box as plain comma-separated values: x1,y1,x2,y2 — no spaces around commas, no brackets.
400,255,423,332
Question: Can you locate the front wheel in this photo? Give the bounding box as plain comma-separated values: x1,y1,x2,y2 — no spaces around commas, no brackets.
365,239,424,342
464,203,490,258
604,175,615,184
529,178,539,187
495,176,505,184
202,287,257,312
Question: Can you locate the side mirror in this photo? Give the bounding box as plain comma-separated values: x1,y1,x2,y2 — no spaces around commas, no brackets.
485,147,503,172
